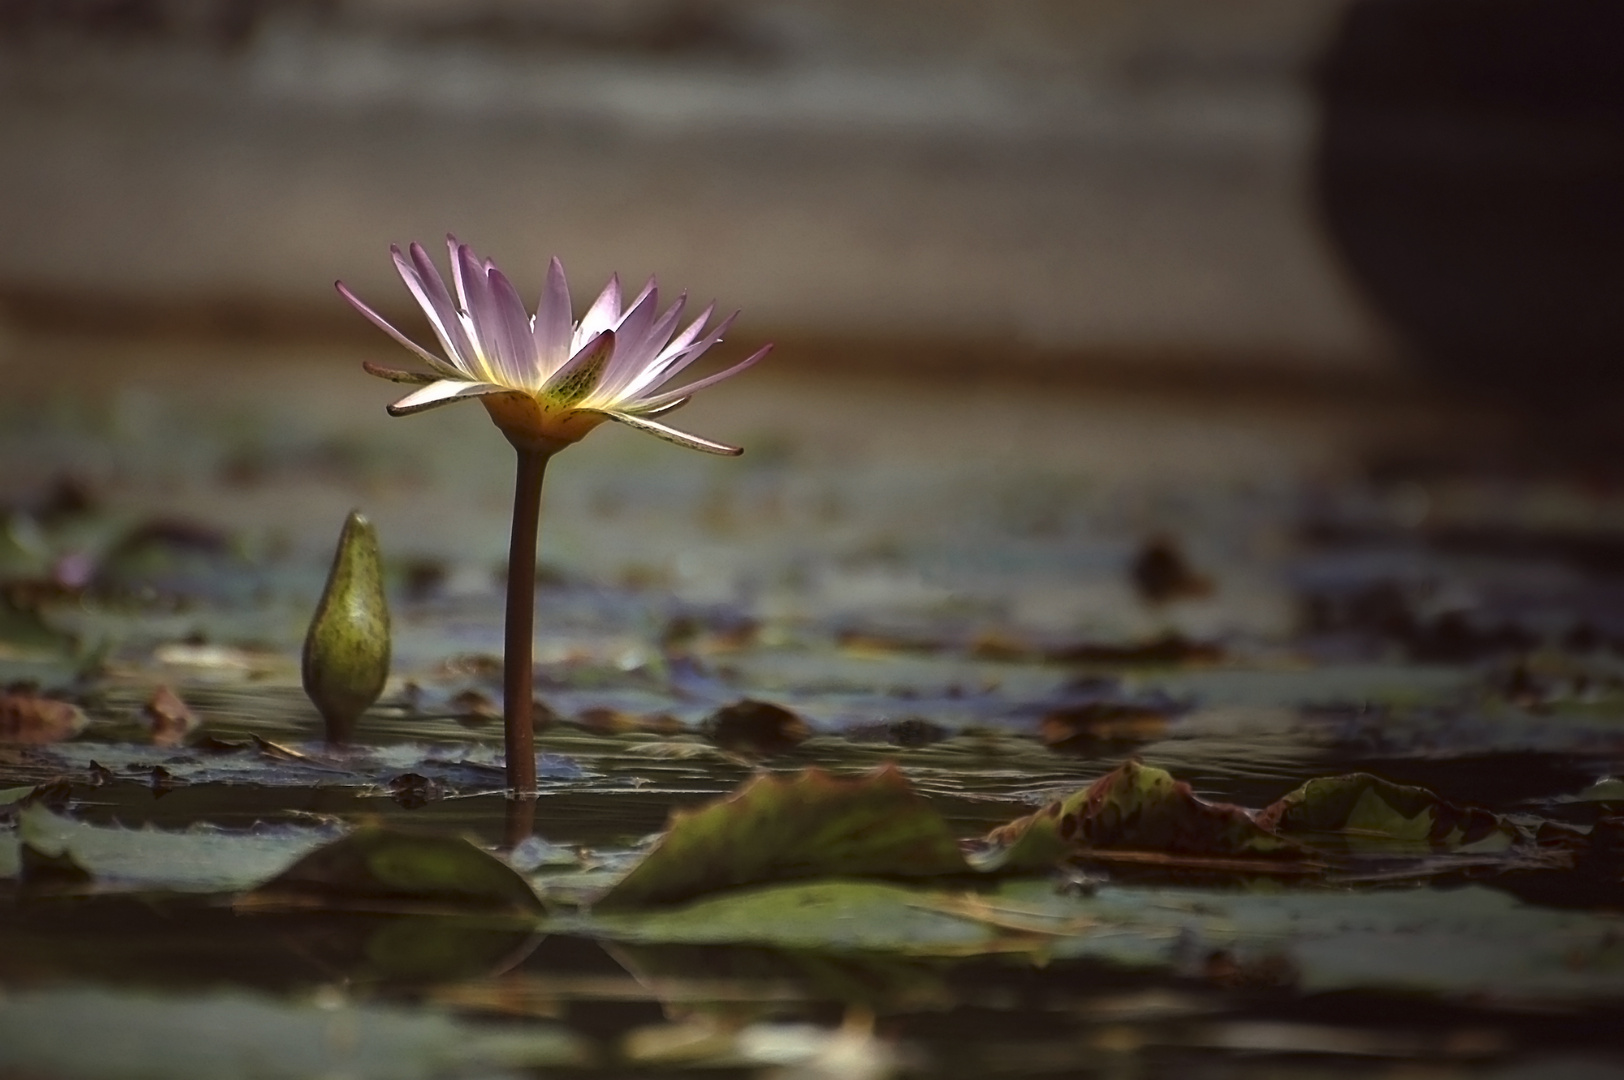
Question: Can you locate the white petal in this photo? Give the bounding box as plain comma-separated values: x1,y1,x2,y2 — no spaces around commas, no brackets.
386,378,508,416
532,256,574,376
577,273,622,342
488,266,541,388
401,243,478,374
620,309,737,399
454,244,510,385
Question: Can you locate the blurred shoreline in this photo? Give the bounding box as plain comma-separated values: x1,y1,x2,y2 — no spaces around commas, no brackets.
0,0,1402,383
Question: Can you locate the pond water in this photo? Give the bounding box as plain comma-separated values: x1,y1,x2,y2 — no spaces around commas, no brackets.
3,331,1623,1078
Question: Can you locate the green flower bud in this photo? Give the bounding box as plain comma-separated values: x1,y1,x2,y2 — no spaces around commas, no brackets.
302,510,391,744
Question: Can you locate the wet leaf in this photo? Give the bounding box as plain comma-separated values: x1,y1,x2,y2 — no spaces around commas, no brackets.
245,824,545,914
977,760,1303,873
142,684,200,747
597,765,972,909
1256,773,1519,853
302,510,391,744
0,688,88,745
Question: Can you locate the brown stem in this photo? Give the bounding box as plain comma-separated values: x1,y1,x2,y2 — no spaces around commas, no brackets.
504,446,549,797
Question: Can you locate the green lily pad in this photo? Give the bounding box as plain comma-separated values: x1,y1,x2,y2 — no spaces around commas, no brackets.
596,764,972,909
587,877,1624,1002
245,823,545,914
7,805,340,893
592,879,1023,954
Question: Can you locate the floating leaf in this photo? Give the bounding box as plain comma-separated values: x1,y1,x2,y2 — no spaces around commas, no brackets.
1256,773,1518,853
977,760,1302,873
0,689,88,745
302,510,391,744
597,765,971,909
8,805,340,893
245,824,544,914
593,880,1028,954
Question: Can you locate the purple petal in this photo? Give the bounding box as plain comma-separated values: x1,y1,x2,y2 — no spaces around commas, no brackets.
621,309,738,398
599,292,688,399
631,343,772,410
596,284,662,392
335,280,458,376
403,242,477,371
663,301,716,355
532,257,574,376
578,273,622,341
455,243,506,383
487,266,540,387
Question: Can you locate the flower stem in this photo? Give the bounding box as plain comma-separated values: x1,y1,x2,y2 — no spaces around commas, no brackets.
504,446,550,797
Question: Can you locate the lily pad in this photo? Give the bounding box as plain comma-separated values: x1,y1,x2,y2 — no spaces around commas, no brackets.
596,764,972,909
6,805,342,893
245,823,545,914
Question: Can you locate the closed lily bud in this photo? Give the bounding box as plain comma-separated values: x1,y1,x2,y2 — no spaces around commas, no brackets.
303,510,391,744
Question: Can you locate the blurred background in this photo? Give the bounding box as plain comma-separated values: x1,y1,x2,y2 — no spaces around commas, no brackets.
1,0,1619,394
0,0,1397,384
2,0,1624,654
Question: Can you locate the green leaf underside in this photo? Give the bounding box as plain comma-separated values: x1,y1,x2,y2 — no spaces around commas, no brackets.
596,763,972,909
545,337,612,407
246,824,545,914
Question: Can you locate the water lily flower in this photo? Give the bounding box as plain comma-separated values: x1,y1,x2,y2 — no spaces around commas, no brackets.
337,238,769,803
337,236,770,456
